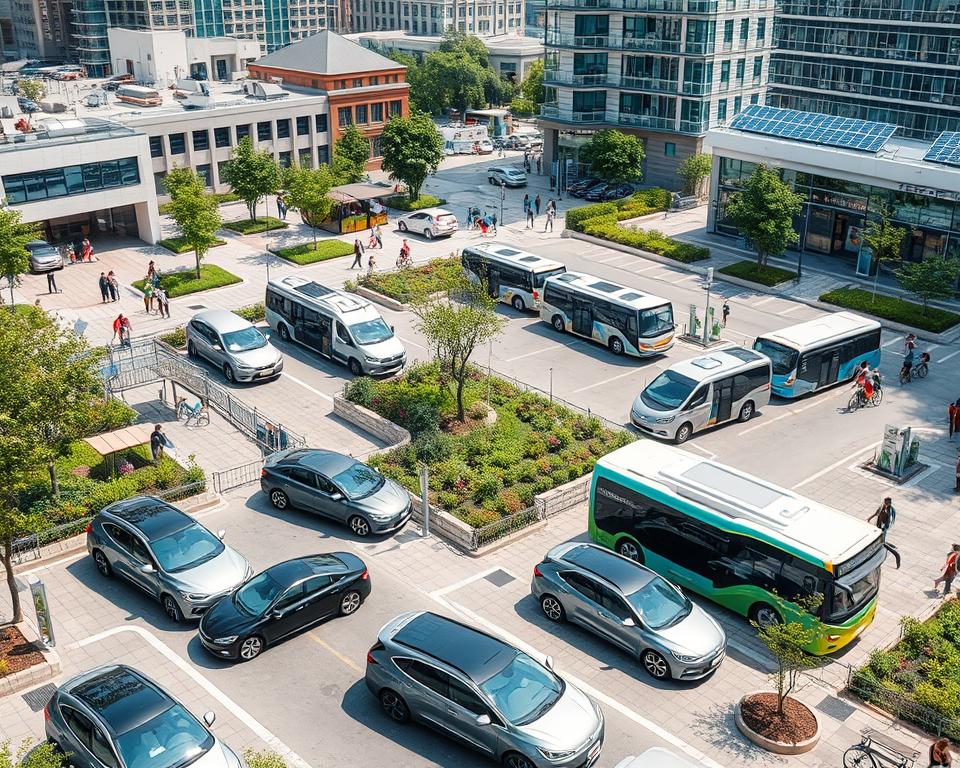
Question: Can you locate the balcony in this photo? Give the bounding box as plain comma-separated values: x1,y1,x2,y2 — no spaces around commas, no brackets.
681,80,711,95
684,40,715,54
547,32,612,47
572,109,608,122
622,35,682,53
621,75,679,92
545,0,712,10
538,106,609,124
679,119,709,132
617,113,676,130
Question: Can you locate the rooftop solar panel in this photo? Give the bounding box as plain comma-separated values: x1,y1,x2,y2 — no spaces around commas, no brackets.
923,131,960,167
729,105,896,154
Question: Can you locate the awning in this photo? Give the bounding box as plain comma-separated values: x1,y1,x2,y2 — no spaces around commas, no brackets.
329,183,395,203
83,424,154,456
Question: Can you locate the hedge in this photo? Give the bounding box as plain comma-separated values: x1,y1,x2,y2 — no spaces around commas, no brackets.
356,258,463,303
719,260,798,287
820,287,960,333
223,217,288,235
384,193,446,212
581,215,710,263
157,237,227,254
271,239,354,265
132,264,242,298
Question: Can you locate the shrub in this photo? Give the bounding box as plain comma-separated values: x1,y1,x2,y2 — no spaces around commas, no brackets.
345,375,378,407
719,260,797,287
565,202,618,232
160,326,187,349
467,401,489,420
157,236,226,254
383,193,446,211
0,659,8,677
571,414,604,439
462,508,501,527
271,239,354,265
493,489,524,515
223,217,288,235
581,217,710,262
132,265,242,298
473,472,503,503
358,257,463,303
235,302,266,323
243,750,287,768
413,429,453,464
819,287,960,333
88,399,138,433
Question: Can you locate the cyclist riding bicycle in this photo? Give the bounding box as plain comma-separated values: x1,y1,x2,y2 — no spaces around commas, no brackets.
900,344,915,382
853,362,875,402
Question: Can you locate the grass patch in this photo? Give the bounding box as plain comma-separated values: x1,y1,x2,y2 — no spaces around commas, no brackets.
356,258,463,303
384,193,446,211
819,287,960,333
719,260,797,287
132,264,242,298
346,362,633,527
159,302,264,349
223,217,288,235
271,239,354,265
157,236,227,254
159,192,240,215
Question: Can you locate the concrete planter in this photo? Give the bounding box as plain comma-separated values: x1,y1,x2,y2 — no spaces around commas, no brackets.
735,691,821,755
0,621,61,698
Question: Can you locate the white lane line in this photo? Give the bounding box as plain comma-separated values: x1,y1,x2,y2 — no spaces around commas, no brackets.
397,334,427,351
881,336,902,348
17,551,86,576
281,372,334,403
778,304,805,316
737,411,793,436
506,342,580,362
594,254,629,264
573,367,644,394
750,296,779,307
940,348,960,363
71,626,313,768
793,444,878,489
686,443,718,459
633,264,660,274
429,565,515,598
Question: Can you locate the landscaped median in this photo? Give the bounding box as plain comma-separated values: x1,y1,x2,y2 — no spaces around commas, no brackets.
133,264,242,298
820,287,960,333
270,239,354,265
157,236,227,255
384,193,447,211
347,257,462,306
223,216,288,235
719,260,798,287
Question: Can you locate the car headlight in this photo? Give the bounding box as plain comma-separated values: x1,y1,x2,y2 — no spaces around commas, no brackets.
671,651,700,662
244,564,254,580
213,636,238,645
369,510,396,520
179,591,208,602
656,416,676,424
538,748,576,761
365,356,383,363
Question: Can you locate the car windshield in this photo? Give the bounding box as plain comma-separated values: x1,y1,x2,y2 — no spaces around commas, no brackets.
332,461,384,499
234,571,284,616
150,523,224,573
640,370,697,411
639,304,674,338
479,652,564,726
533,267,567,288
829,566,881,621
753,339,800,376
627,576,692,629
222,326,266,352
115,704,213,768
349,318,394,346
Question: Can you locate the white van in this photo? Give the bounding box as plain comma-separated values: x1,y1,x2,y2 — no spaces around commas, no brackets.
630,346,772,443
615,747,712,768
265,276,406,376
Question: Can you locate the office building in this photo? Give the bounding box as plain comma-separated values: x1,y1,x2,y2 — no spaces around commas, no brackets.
768,0,960,142
347,0,524,36
11,0,72,60
538,0,775,188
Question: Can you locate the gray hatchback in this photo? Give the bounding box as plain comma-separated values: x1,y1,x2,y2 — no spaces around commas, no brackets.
260,448,412,537
27,240,64,273
186,309,283,384
531,543,726,681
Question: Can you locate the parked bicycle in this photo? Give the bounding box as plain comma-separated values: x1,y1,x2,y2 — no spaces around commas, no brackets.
176,396,210,427
843,728,918,768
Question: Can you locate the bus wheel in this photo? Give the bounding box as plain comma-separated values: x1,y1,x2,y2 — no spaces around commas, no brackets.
278,323,290,342
750,603,783,629
512,296,525,312
674,422,693,444
348,358,363,376
552,315,565,333
609,337,624,355
738,401,754,422
616,539,643,562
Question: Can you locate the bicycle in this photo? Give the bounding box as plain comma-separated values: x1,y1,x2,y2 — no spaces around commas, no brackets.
176,397,210,427
396,252,412,270
843,728,918,768
848,386,882,411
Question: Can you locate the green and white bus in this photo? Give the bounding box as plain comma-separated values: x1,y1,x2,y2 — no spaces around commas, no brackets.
588,440,885,654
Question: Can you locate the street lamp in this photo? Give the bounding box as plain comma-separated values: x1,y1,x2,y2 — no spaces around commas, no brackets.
500,180,505,224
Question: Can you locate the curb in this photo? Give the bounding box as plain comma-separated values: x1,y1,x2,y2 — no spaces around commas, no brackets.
0,622,61,699
353,285,410,312
734,692,822,755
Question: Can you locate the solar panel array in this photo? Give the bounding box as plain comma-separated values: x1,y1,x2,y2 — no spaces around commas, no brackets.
729,105,897,153
923,131,960,167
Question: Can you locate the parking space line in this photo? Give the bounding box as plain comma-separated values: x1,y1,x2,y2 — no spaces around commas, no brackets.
505,342,580,362
750,296,779,307
429,565,515,598
281,372,334,403
633,264,660,274
71,626,313,768
881,336,902,348
778,304,805,316
397,335,427,351
307,632,363,673
594,254,628,264
940,348,960,363
793,444,877,489
572,367,644,394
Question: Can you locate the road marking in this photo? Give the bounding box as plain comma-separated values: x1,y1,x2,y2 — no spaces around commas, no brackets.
429,565,513,598
71,626,313,768
940,348,960,363
750,296,779,307
17,551,86,576
308,632,363,672
505,342,580,362
281,372,334,403
633,264,660,274
881,336,902,348
686,443,718,459
793,443,878,489
594,253,630,264
737,411,792,436
572,367,644,393
778,304,805,316
397,334,427,351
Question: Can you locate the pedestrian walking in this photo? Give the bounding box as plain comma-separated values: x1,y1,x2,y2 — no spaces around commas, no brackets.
950,398,960,439
277,194,287,220
526,207,535,228
955,448,960,493
374,225,383,249
98,272,110,303
81,237,94,262
535,194,541,215
934,544,960,595
142,280,154,313
479,214,489,236
523,194,530,214
155,286,170,318
536,155,542,175
147,260,157,282
544,209,555,232
929,738,952,768
150,424,165,463
107,271,119,301
368,228,377,250
351,238,364,269
367,249,377,275
112,314,132,347
47,270,59,293
722,301,730,327
491,213,498,235
868,497,896,532
548,198,556,213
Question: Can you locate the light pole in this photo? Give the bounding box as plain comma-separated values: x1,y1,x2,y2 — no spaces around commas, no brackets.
499,180,505,224
701,267,714,345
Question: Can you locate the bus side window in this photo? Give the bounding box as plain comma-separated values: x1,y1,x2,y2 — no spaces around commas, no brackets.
732,374,753,401
685,385,709,410
798,352,819,382
778,559,823,607
593,478,646,533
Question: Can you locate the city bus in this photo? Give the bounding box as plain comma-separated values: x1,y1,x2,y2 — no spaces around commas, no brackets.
461,242,566,312
541,271,675,357
588,440,885,654
753,311,881,398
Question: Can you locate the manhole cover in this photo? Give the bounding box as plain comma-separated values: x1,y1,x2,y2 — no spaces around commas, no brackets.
22,683,57,712
484,569,515,587
816,695,855,721
187,304,206,310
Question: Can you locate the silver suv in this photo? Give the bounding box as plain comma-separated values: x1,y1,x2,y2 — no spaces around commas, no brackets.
531,543,726,680
186,309,284,383
366,611,603,768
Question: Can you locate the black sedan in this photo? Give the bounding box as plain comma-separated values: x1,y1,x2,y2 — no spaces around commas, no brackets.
198,553,370,661
585,182,638,202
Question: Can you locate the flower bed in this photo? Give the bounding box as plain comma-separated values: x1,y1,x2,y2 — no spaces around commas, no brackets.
0,625,45,678
820,288,960,333
345,363,633,528
132,264,242,298
159,302,265,349
223,217,288,235
157,237,227,254
271,239,354,265
384,193,446,211
719,260,798,287
355,258,463,304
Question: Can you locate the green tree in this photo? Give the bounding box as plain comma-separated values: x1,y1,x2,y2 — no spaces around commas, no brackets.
16,79,45,104
895,256,960,314
334,124,372,183
1,738,68,768
509,98,536,117
412,275,505,422
420,51,486,113
282,165,336,244
863,208,907,299
725,165,804,269
439,30,490,69
581,129,645,183
521,59,545,105
0,206,40,307
676,153,712,198
165,170,222,280
380,113,445,202
483,69,515,107
220,136,281,221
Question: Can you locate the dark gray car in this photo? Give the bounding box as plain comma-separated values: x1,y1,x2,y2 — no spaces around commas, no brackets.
260,448,412,537
45,665,242,768
27,240,64,273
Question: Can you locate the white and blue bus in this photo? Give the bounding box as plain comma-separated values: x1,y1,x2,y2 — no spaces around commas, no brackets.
461,242,566,312
541,271,675,356
753,311,881,398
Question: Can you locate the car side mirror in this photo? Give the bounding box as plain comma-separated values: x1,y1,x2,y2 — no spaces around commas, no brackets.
475,714,491,727
544,655,555,671
216,529,225,540
203,711,216,727
271,609,284,619
212,343,222,351
329,492,343,502
139,563,156,574
622,617,636,627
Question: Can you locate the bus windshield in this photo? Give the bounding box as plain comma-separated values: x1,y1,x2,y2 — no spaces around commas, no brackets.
828,564,881,621
753,339,799,376
639,304,674,338
641,370,697,411
350,318,394,345
533,268,567,288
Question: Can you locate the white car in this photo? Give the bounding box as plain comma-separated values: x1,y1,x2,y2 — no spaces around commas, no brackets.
395,207,459,239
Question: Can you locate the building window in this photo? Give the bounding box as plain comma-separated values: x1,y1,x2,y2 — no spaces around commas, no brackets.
753,56,762,81
192,129,209,151
734,95,742,114
277,119,291,139
318,145,330,164
739,18,749,41
2,158,141,204
196,163,212,186
338,107,352,127
370,75,379,85
389,100,402,117
756,17,765,41
664,142,676,156
315,113,328,133
371,102,384,122
720,60,730,86
149,136,164,158
371,134,382,157
338,79,347,89
154,171,166,195
355,104,368,123
217,160,230,181
169,133,186,154
352,78,363,87
750,93,759,104
296,116,310,135
723,19,733,43
236,124,251,141
735,58,745,81
298,149,313,167
257,121,272,141
214,127,231,148
717,99,727,122
279,151,292,167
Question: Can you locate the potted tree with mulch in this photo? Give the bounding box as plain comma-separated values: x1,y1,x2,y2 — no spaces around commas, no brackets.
735,596,823,754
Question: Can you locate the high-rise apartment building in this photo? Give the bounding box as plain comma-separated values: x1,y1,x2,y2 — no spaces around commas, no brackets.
348,0,524,36
538,0,775,188
11,0,72,59
768,0,960,141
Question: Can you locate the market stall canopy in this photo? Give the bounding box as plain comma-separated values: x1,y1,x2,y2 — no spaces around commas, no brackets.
83,424,154,456
329,183,395,203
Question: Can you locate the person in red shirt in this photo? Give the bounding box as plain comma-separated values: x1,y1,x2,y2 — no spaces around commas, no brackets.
951,399,960,440
934,544,960,596
853,361,874,402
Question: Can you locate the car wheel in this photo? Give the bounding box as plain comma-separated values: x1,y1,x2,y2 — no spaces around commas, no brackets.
161,594,183,623
503,752,536,768
223,363,236,383
609,336,625,355
423,229,433,239
348,358,363,376
511,295,525,312
641,649,671,680
488,177,495,185
674,422,693,444
398,220,408,232
551,315,565,333
750,603,783,629
278,323,290,342
616,539,643,562
738,401,755,423
93,549,112,577
380,689,410,723
238,635,264,661
269,489,289,510
187,341,197,358
349,515,371,537
540,595,565,623
339,590,362,616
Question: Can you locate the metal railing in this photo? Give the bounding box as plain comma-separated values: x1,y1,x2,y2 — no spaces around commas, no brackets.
847,665,960,739
471,505,547,550
212,460,265,494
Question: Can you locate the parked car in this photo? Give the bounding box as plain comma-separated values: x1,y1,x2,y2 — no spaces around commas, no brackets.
570,179,608,198
476,139,494,154
585,183,638,202
366,611,604,768
487,166,528,187
199,553,370,661
504,134,531,150
396,207,459,239
261,448,412,537
186,309,284,383
45,665,242,768
26,239,64,273
87,495,253,622
567,177,601,195
104,72,134,91
531,542,726,680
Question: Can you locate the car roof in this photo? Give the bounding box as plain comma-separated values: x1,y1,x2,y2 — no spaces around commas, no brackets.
27,240,55,249
264,553,352,583
193,309,254,333
557,543,653,594
411,208,453,217
103,496,192,540
393,612,516,683
67,666,172,736
287,448,356,476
